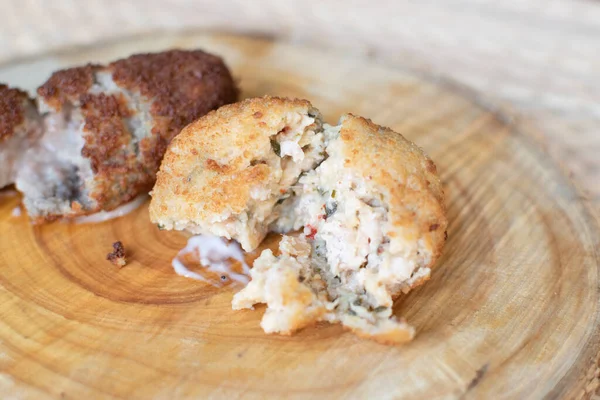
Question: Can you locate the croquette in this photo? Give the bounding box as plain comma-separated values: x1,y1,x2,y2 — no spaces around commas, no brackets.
150,97,447,344
14,49,237,222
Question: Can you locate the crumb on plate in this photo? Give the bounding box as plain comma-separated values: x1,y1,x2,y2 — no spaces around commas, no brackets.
107,241,127,267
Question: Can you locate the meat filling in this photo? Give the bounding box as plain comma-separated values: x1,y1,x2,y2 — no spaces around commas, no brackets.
234,123,429,343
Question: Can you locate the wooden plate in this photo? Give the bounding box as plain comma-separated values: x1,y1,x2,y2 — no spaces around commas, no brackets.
0,33,598,400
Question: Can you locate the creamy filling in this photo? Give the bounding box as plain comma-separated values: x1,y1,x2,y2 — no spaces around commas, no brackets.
271,123,427,308
0,134,30,189
232,234,415,342
231,123,424,341
16,109,96,218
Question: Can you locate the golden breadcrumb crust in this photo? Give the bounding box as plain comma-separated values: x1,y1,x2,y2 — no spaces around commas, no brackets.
149,96,318,226
338,114,447,275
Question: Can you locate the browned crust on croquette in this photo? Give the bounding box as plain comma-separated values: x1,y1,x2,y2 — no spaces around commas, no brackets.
0,84,32,142
108,50,239,172
37,64,100,111
150,96,319,226
338,114,448,272
32,50,238,220
107,241,127,267
80,92,134,174
79,92,150,210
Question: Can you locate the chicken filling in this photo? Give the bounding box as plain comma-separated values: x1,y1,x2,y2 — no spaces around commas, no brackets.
234,124,428,341
174,110,331,251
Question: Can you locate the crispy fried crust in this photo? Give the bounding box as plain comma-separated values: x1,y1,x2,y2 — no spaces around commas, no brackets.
37,64,100,111
338,114,448,274
34,50,238,218
80,92,143,209
150,96,317,227
109,50,239,174
0,84,34,142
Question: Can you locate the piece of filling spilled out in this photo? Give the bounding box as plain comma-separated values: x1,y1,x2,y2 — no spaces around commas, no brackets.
171,122,429,344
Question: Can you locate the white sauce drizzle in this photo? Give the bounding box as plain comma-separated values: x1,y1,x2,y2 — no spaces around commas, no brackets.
11,206,21,217
172,235,251,286
73,194,148,224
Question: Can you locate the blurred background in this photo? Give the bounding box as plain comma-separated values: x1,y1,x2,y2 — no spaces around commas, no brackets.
1,0,599,201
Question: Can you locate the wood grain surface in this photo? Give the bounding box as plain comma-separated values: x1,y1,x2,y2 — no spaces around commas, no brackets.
0,33,599,399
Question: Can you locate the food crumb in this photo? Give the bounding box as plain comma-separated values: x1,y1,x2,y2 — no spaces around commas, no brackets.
107,241,127,267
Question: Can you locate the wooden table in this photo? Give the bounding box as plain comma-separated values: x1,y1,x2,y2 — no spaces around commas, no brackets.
0,1,599,398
